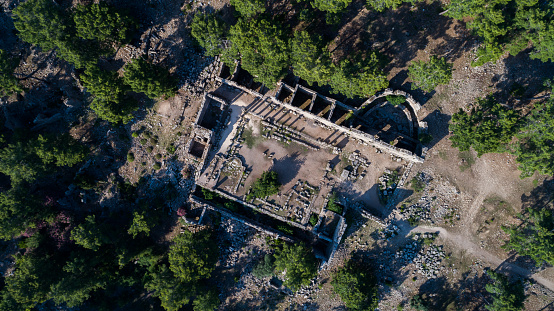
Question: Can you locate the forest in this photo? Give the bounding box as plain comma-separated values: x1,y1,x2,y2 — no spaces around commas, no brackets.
0,0,553,310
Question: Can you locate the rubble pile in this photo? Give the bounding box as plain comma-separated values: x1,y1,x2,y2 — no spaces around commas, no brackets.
378,169,400,204
218,217,254,268
180,56,223,97
413,244,446,279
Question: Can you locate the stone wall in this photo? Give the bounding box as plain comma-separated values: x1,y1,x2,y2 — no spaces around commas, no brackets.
191,195,295,242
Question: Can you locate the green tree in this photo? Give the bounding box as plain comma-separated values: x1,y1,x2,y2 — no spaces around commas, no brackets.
484,270,525,311
81,65,138,123
128,211,152,238
502,208,554,266
50,253,112,307
33,134,87,167
328,56,389,98
0,187,43,240
168,230,218,283
70,215,106,251
80,65,126,100
331,260,379,311
191,13,227,57
90,97,137,124
366,0,408,12
274,243,318,290
0,49,23,96
12,0,68,51
247,170,281,200
511,99,554,178
228,18,290,87
408,56,453,92
0,254,56,309
193,289,220,311
145,264,193,311
446,0,554,65
0,134,86,185
230,0,265,17
12,0,97,68
73,3,135,43
123,58,176,99
449,96,521,157
290,31,332,86
311,0,352,13
252,254,276,279
0,141,41,185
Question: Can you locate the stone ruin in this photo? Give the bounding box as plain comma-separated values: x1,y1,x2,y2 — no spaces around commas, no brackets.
216,65,428,163
186,93,229,177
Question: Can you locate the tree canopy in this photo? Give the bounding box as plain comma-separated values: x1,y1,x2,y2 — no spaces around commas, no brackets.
332,259,379,311
191,13,228,57
228,17,291,87
446,0,554,65
247,170,281,200
511,98,554,178
81,65,139,124
168,230,218,283
0,50,23,96
0,187,43,241
449,96,521,157
123,58,177,99
408,56,453,92
230,0,266,17
503,207,554,266
0,133,87,185
12,0,68,51
290,31,332,86
328,56,389,98
311,0,352,13
70,215,107,251
274,242,318,290
484,270,525,311
73,3,135,44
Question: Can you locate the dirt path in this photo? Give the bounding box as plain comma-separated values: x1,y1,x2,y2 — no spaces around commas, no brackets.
411,225,554,292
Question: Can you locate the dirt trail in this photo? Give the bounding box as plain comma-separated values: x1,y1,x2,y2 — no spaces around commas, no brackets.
411,225,554,292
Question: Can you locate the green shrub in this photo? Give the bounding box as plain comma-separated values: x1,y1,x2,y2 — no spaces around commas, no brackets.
153,162,161,170
274,243,318,290
247,171,281,200
327,192,343,214
410,174,425,193
386,95,406,106
127,152,135,162
144,132,152,139
155,154,162,160
166,145,176,154
140,138,147,145
309,213,319,227
201,188,217,200
332,260,378,311
146,146,154,153
252,254,275,279
419,133,433,145
131,132,139,138
277,224,294,236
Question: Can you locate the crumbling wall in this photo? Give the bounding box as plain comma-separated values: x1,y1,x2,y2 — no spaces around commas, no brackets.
190,195,294,242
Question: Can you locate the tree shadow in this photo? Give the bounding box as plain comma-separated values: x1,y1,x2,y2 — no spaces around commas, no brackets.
416,276,457,311
521,178,554,213
491,53,554,105
271,152,306,186
422,109,451,149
